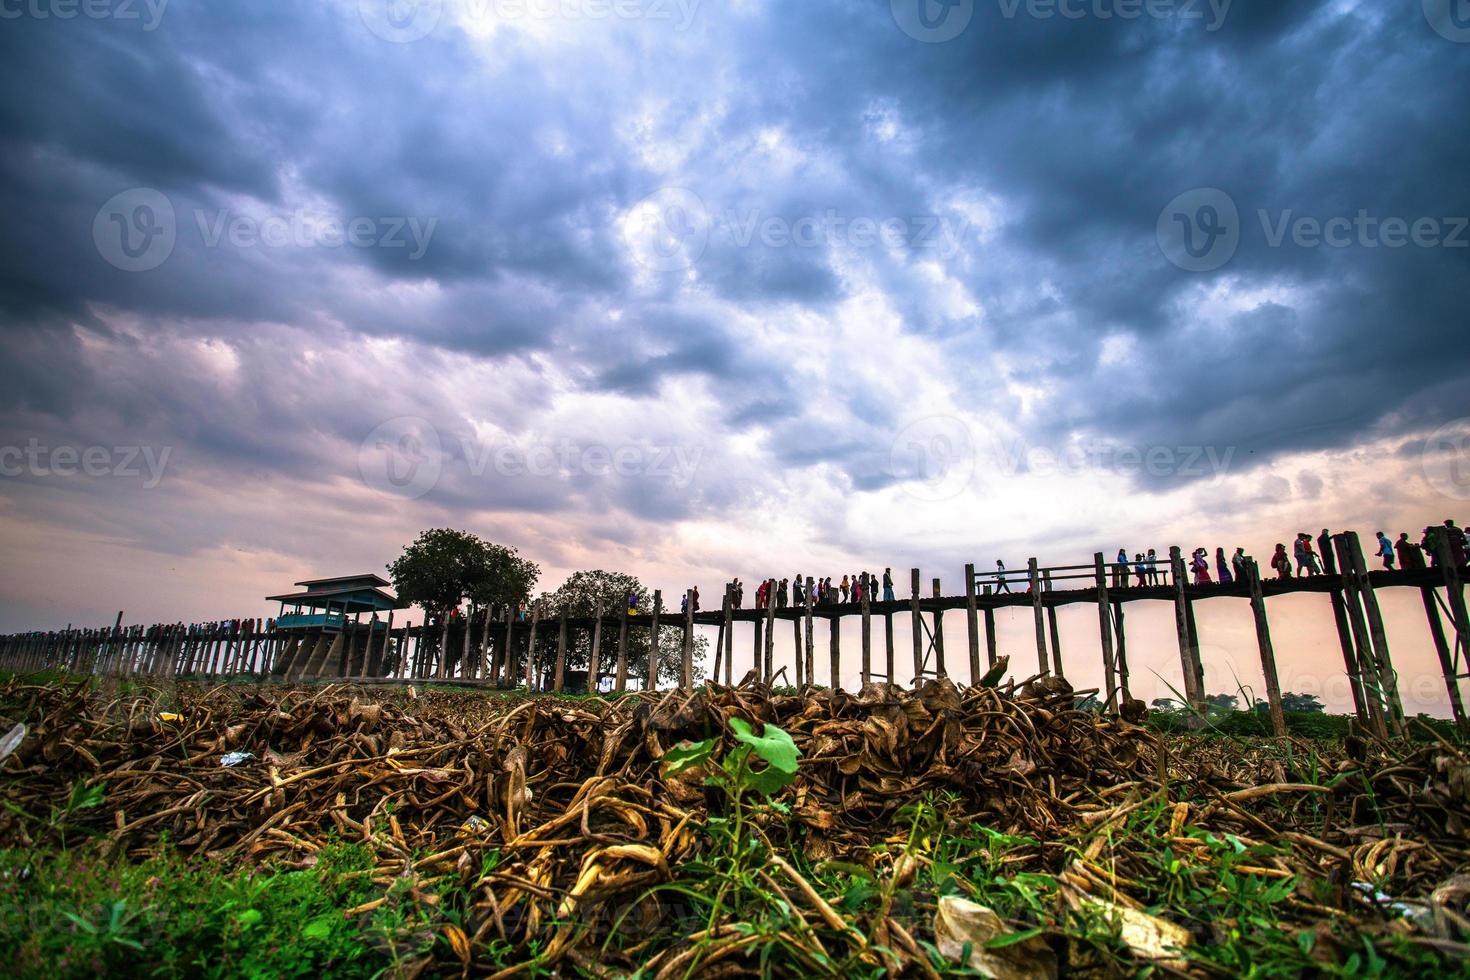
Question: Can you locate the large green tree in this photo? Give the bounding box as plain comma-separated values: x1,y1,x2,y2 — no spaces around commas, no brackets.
529,569,706,687
387,529,539,617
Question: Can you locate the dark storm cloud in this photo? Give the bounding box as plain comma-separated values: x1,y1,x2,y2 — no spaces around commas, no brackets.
0,0,1466,570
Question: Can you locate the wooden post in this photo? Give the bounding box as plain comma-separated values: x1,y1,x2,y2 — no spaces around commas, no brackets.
792,616,804,687
1332,535,1387,736
588,600,604,695
764,588,776,683
499,608,514,687
804,588,815,685
462,605,474,680
884,611,896,681
752,614,764,684
1245,559,1287,736
1093,554,1117,708
1044,570,1063,678
982,585,997,669
682,590,695,692
1169,546,1203,712
615,601,629,693
1112,600,1131,700
1434,533,1470,715
646,591,661,692
713,587,729,683
828,614,841,693
1328,585,1369,724
1348,533,1405,732
910,568,923,684
964,564,980,685
931,577,946,678
554,607,569,693
525,603,540,692
1028,558,1050,675
1421,586,1467,732
724,596,734,686
861,588,873,686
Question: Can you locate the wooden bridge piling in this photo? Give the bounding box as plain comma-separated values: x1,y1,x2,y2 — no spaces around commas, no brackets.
1029,558,1049,676
1093,554,1117,709
964,564,980,684
1169,546,1204,712
1044,570,1063,679
931,576,946,679
614,603,629,692
1245,559,1287,736
909,568,922,683
682,589,695,692
861,588,873,686
646,591,661,692
763,591,775,684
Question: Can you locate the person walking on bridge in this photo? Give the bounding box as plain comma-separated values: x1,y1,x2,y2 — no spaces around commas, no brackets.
883,568,896,602
1215,547,1233,585
1114,549,1129,588
1271,543,1292,579
777,578,789,607
1376,531,1395,570
1133,553,1148,587
994,560,1011,593
1396,533,1425,571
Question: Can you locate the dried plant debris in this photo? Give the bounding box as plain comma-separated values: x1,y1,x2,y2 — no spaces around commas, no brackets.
1,676,1467,976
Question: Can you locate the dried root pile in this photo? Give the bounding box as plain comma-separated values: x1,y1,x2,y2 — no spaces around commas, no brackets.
2,677,1467,976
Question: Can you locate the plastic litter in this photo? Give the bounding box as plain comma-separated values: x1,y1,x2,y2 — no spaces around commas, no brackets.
0,722,25,764
220,751,255,767
157,712,183,723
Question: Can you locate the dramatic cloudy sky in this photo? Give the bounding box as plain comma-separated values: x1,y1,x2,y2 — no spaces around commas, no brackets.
2,0,1467,711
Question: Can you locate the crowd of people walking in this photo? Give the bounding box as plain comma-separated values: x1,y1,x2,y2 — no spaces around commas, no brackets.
725,569,900,610
681,521,1469,612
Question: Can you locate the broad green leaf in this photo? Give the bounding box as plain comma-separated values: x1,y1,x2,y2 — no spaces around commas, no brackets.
302,916,334,940
236,909,263,928
661,739,716,776
727,718,798,774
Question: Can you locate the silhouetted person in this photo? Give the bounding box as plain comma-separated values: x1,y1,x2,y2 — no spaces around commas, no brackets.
1375,531,1395,570
1395,533,1425,571
1318,528,1337,576
995,559,1011,593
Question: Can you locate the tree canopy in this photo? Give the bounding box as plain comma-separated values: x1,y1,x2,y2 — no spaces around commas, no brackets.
530,569,705,686
387,529,539,616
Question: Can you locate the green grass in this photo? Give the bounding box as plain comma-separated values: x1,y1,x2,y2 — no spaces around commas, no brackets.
0,841,441,979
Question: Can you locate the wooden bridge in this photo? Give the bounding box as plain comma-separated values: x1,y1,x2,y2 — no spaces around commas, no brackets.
3,529,1467,740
